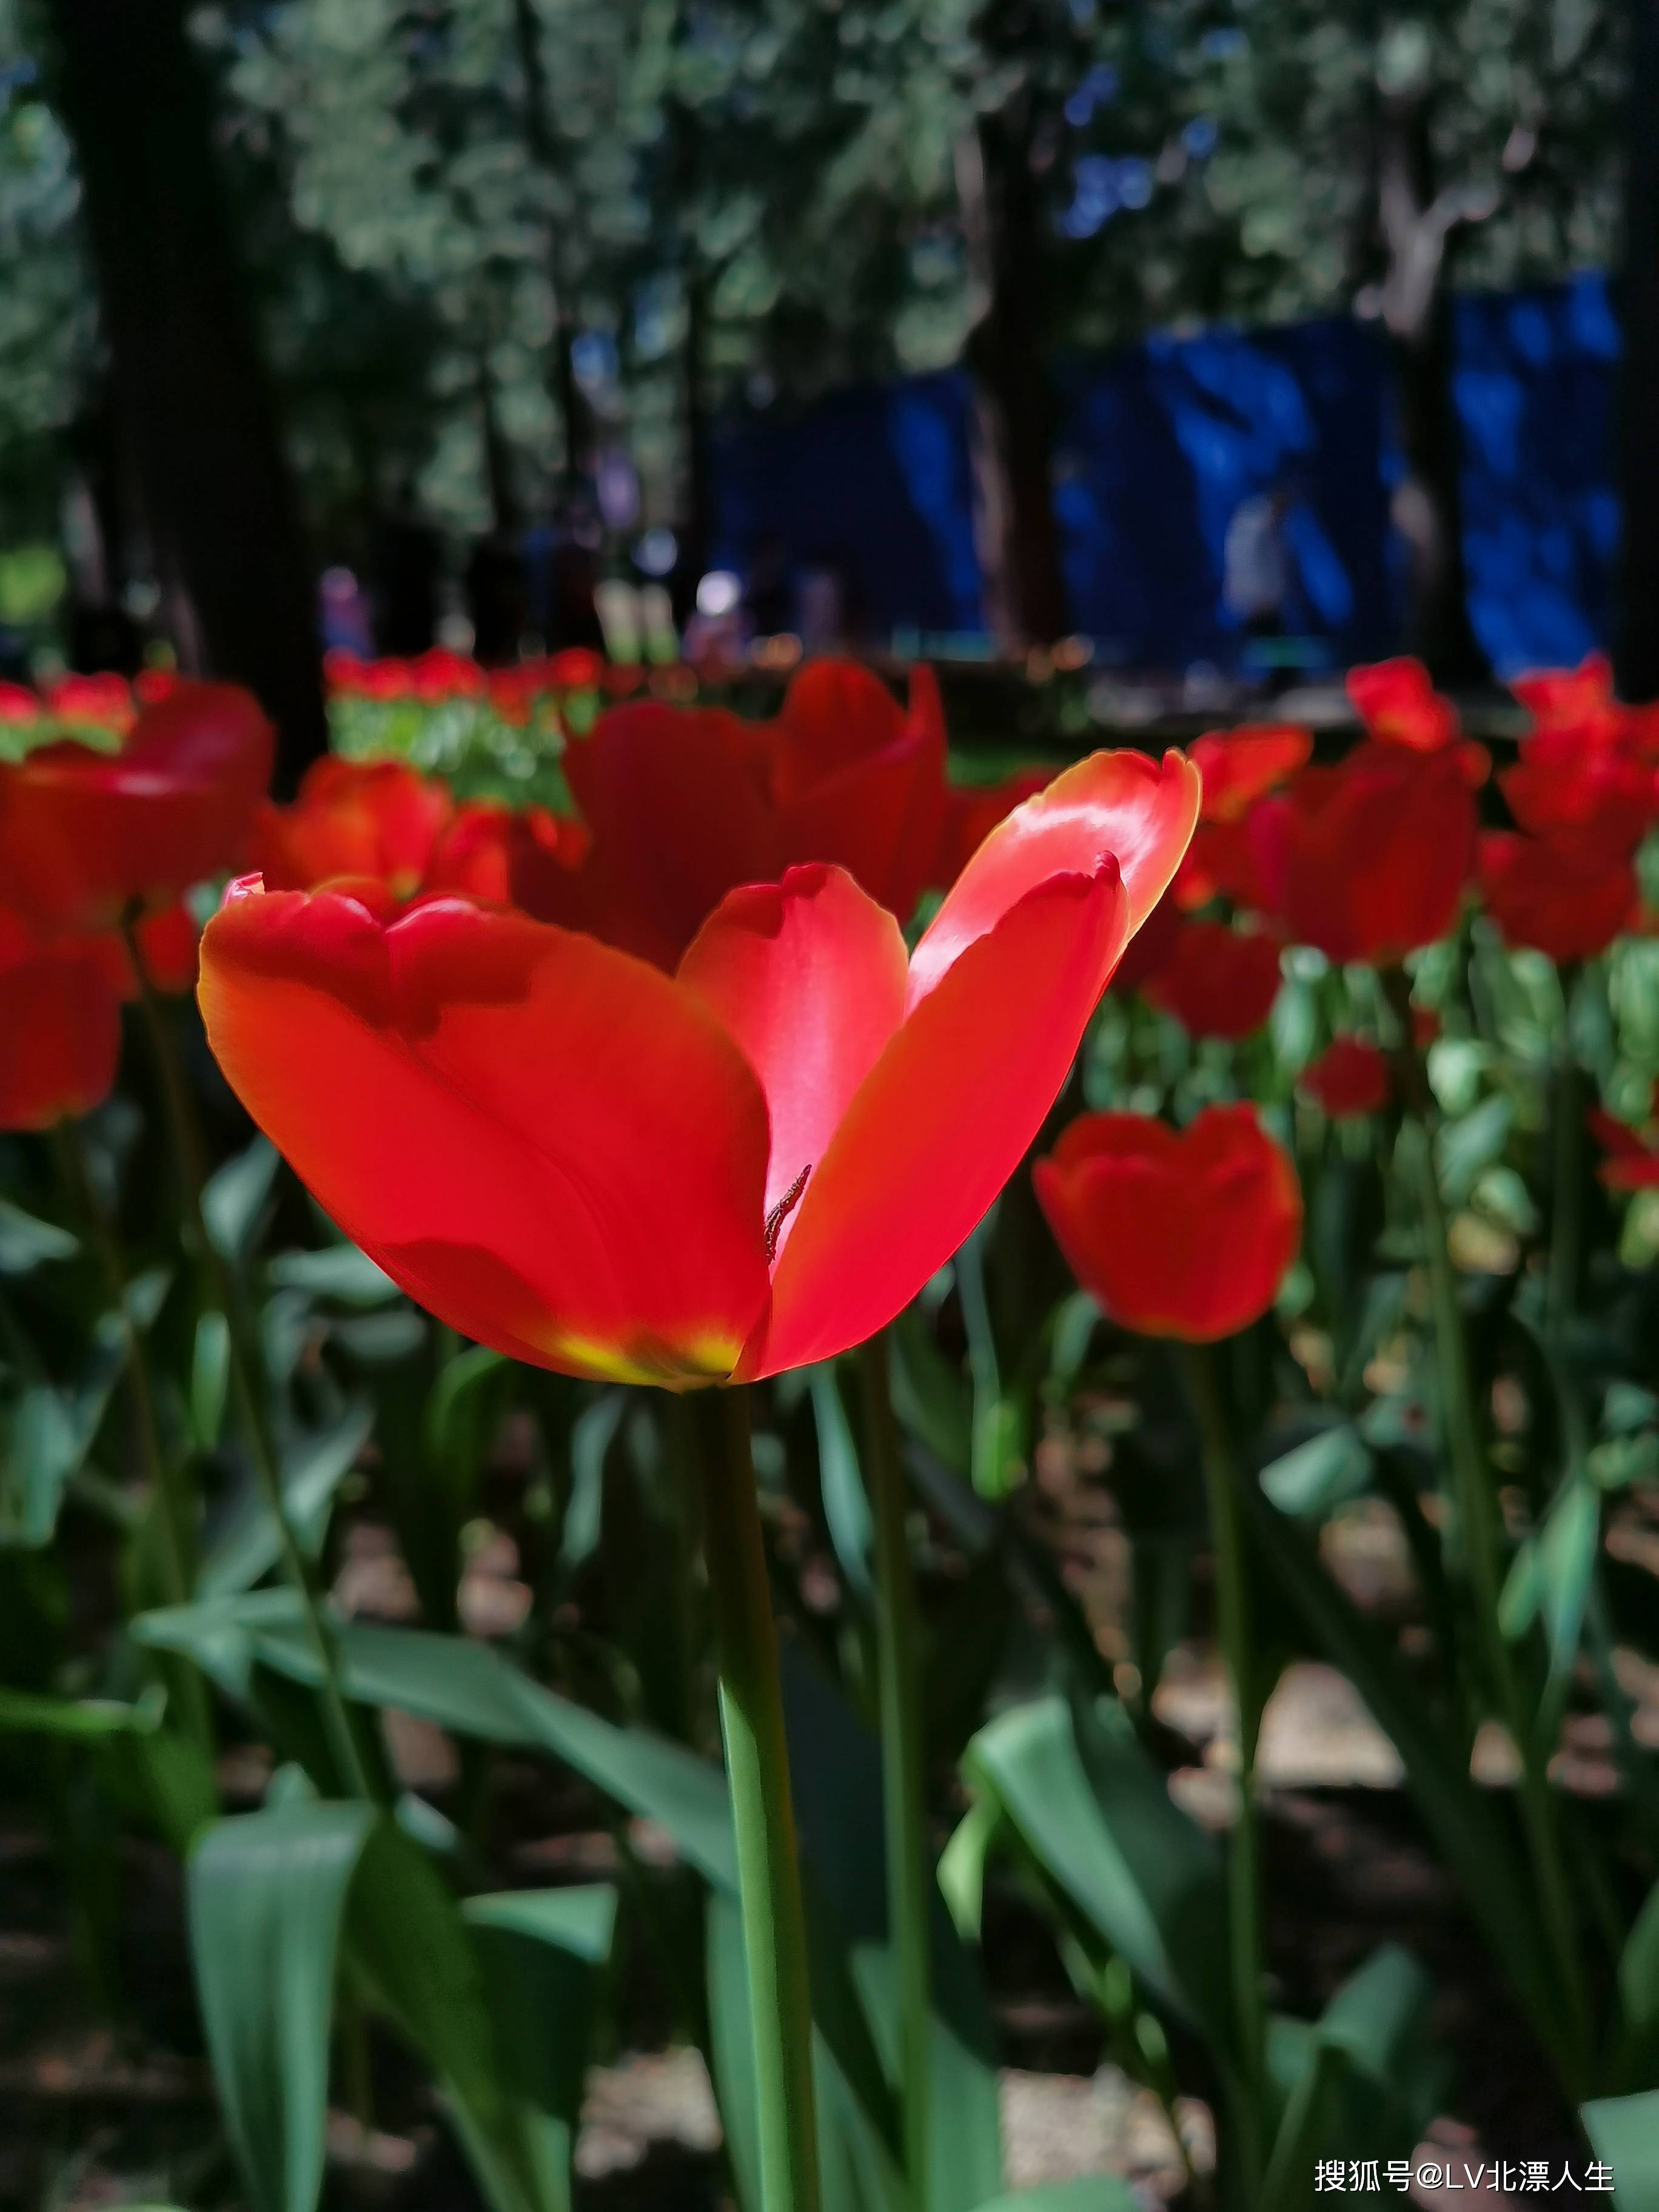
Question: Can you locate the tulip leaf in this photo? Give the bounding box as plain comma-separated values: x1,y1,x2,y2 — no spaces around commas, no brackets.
266,1242,400,1304
889,1305,973,1477
192,1310,230,1450
1258,1423,1373,1521
1433,1094,1513,1207
812,1364,874,1604
197,1398,374,1597
561,1389,625,1570
202,1135,281,1262
968,2190,1139,2212
189,1799,377,2212
781,1650,1002,2211
1247,1490,1574,2079
461,1886,617,2212
0,1198,76,1275
964,1693,1228,2052
1581,2093,1659,2208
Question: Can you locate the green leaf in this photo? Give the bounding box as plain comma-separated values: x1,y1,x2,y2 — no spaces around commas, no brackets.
267,1244,399,1304
0,1684,162,1737
967,2185,1139,2212
189,1800,378,2212
561,1390,623,1570
192,1312,230,1452
965,1695,1229,2051
198,1399,374,1597
139,1598,739,1891
1248,1493,1572,2080
202,1136,280,1262
0,1198,76,1275
813,1365,874,1605
1258,1424,1373,1521
890,1307,972,1477
1434,1094,1513,1207
1581,2091,1659,2208
1618,1879,1659,2043
462,1887,617,2212
782,1651,1002,2212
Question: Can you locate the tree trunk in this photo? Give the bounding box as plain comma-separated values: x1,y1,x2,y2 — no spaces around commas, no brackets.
1376,79,1489,686
47,0,327,791
955,101,1068,651
1617,0,1659,699
510,0,591,502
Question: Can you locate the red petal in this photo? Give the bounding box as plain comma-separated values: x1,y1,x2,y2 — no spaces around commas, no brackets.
0,915,121,1130
199,886,772,1384
750,862,1128,1375
680,866,908,1256
907,748,1199,1005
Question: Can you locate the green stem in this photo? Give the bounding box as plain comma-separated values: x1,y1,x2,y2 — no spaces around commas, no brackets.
51,1121,212,1755
1547,979,1583,1343
699,1386,820,2212
1384,974,1590,2088
1179,1341,1265,2196
858,1335,931,2211
122,919,376,1804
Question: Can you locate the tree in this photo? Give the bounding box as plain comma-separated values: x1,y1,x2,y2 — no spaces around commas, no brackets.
44,0,328,785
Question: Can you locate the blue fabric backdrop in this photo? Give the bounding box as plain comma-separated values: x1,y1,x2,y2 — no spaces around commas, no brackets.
708,271,1620,676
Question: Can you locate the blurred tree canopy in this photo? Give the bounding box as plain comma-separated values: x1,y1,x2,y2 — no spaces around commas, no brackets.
0,0,1633,675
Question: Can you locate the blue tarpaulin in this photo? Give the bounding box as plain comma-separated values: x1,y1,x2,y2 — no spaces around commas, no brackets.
708,271,1621,677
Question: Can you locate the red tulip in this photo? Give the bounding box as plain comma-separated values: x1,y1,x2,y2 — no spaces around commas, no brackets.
0,682,41,725
549,647,605,692
1510,653,1624,743
1034,1104,1302,1342
0,908,122,1130
515,660,957,965
43,670,135,734
1347,657,1458,752
1247,742,1474,965
1500,731,1655,856
1299,1034,1391,1118
409,648,487,701
1142,919,1282,1039
1190,724,1312,820
1589,1099,1659,1191
256,759,454,899
0,682,273,932
198,749,1199,1386
1477,830,1635,963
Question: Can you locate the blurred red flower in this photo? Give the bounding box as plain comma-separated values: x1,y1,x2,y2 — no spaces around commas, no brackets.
1034,1102,1302,1342
198,749,1199,1385
1589,1101,1659,1191
256,756,582,908
516,659,967,966
1347,657,1458,752
1190,723,1313,820
42,671,135,734
1500,730,1655,856
1299,1034,1391,1118
0,682,273,932
0,682,41,724
0,908,122,1130
1142,918,1282,1039
1247,741,1475,965
1477,829,1635,963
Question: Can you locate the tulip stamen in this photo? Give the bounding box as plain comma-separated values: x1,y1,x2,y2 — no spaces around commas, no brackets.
764,1164,811,1262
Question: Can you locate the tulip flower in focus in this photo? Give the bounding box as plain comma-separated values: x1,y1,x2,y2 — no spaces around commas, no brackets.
1034,1103,1302,1342
0,682,273,932
0,908,122,1131
1142,917,1283,1039
514,659,985,966
1247,741,1475,965
1477,830,1636,964
199,749,1199,1385
1299,1034,1392,1119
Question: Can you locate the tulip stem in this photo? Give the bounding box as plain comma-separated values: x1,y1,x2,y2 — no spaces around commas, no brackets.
1547,975,1583,1343
699,1386,820,2212
1384,971,1590,2090
122,919,376,1805
1178,1340,1265,2194
857,1333,931,2211
51,1121,212,1757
